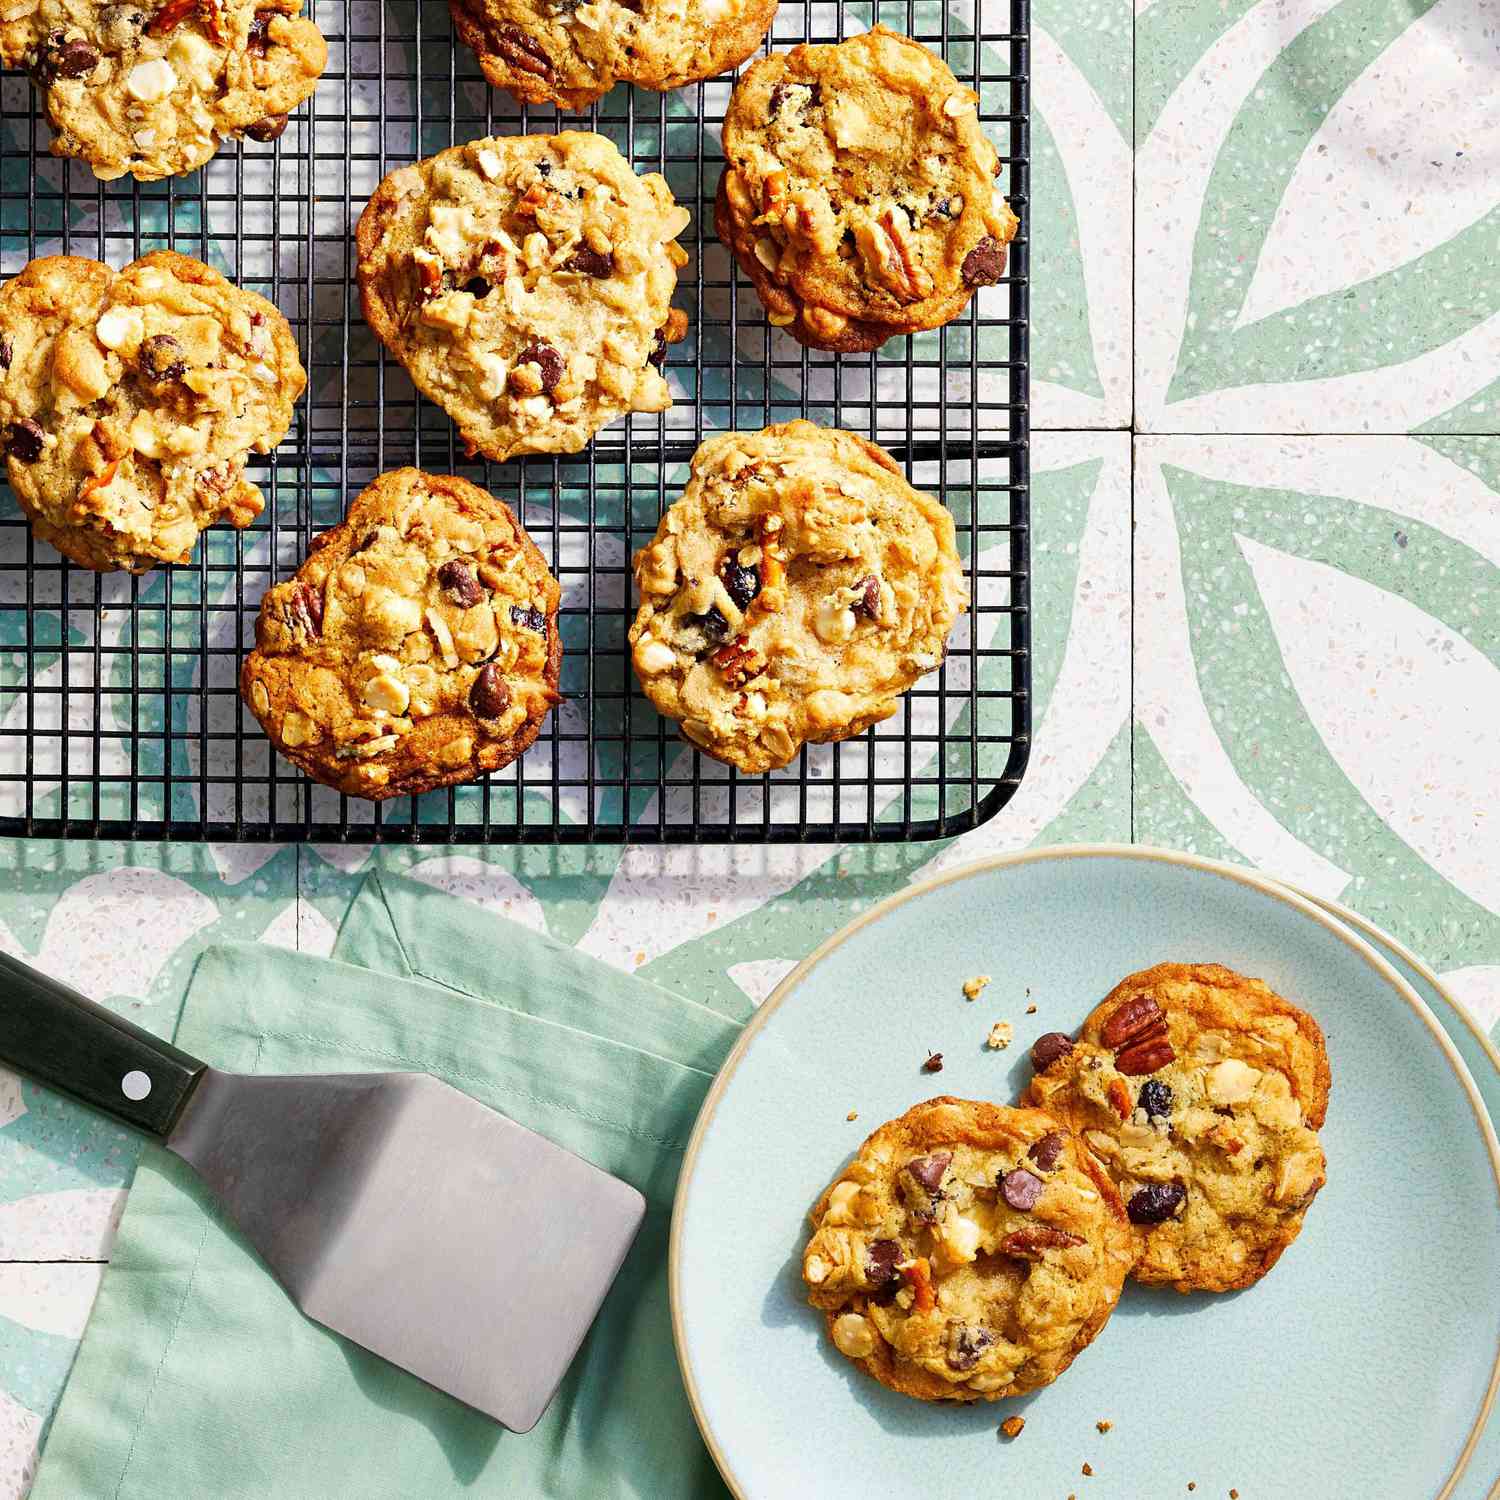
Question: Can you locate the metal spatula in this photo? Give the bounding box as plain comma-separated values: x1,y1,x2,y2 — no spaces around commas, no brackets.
0,950,645,1433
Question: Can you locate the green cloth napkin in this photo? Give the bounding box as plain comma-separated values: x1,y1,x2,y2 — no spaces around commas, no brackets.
32,871,740,1500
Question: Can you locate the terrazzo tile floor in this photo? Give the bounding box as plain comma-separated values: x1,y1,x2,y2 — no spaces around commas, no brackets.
2,0,1499,1491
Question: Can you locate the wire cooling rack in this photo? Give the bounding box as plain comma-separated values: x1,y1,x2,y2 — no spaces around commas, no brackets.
0,0,1029,844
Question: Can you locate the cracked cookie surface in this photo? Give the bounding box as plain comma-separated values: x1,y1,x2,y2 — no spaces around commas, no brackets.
717,26,1019,352
357,132,690,462
0,251,303,573
0,0,325,181
1028,963,1332,1294
450,0,777,111
802,1096,1132,1403
242,467,562,800
628,420,967,774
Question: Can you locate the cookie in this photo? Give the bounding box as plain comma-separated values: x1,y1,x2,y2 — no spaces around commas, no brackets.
0,251,303,573
717,27,1019,352
628,421,967,773
242,468,562,800
0,0,326,181
356,133,691,463
1027,963,1332,1295
801,1096,1132,1403
450,0,777,111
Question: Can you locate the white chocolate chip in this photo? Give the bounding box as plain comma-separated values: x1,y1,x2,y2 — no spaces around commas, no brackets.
362,655,410,715
475,147,503,179
636,639,676,675
943,93,975,117
133,127,158,150
280,709,320,748
813,596,856,646
1205,1058,1262,1106
125,57,178,103
831,1313,876,1360
95,305,144,352
168,30,219,89
127,410,162,458
941,1213,983,1264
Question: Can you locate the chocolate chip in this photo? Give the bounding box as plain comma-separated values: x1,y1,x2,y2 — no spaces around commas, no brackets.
564,245,613,277
469,663,511,719
0,336,11,371
696,606,730,644
246,7,273,53
928,196,960,222
509,604,546,633
490,23,553,78
945,1322,994,1372
437,559,482,608
138,334,186,381
852,575,880,619
769,80,820,117
999,1168,1043,1211
905,1152,951,1192
1027,1131,1067,1172
5,419,44,463
1030,1031,1074,1072
47,36,99,78
286,582,322,638
244,113,288,143
1137,1079,1173,1120
516,341,563,395
648,328,668,370
1127,1181,1186,1225
719,555,760,611
462,275,492,298
960,236,1007,287
922,1050,944,1073
866,1239,902,1286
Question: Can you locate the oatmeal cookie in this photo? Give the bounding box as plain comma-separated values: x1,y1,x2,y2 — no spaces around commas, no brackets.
0,0,326,181
242,468,562,800
356,133,690,462
717,26,1019,352
628,421,967,773
802,1096,1133,1403
0,251,303,573
1027,963,1332,1294
450,0,778,111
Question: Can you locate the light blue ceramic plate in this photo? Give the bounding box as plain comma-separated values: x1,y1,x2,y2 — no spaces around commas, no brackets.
671,848,1500,1500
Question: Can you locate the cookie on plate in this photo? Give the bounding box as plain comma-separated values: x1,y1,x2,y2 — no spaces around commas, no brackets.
1027,963,1332,1294
716,26,1019,352
242,468,562,800
356,132,690,463
628,420,967,774
0,0,326,181
450,0,777,111
0,251,303,573
801,1096,1132,1403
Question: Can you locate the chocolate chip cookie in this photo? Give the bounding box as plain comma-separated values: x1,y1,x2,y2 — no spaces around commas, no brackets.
628,420,967,773
450,0,778,111
717,27,1020,352
0,0,326,181
356,133,690,463
1028,963,1332,1295
802,1096,1132,1403
242,468,562,800
0,251,303,573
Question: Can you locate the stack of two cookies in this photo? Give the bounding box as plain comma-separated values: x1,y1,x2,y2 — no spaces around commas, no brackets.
802,964,1332,1407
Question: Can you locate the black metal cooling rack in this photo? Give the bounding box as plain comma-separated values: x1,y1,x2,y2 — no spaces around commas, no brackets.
0,0,1029,844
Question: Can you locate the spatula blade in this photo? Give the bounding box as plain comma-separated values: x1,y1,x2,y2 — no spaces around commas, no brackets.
167,1067,645,1432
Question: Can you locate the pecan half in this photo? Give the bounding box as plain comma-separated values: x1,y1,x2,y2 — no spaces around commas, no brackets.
1115,1037,1176,1075
489,23,552,78
285,582,323,639
1099,993,1168,1050
1001,1225,1085,1261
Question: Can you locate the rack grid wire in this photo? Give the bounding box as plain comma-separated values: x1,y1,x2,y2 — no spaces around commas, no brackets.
0,0,1029,844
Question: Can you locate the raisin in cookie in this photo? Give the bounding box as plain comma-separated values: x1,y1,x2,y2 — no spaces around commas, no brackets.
717,27,1019,353
0,0,326,181
628,421,967,773
802,1097,1132,1403
242,469,561,800
0,251,303,573
450,0,777,111
1028,963,1332,1295
357,133,690,462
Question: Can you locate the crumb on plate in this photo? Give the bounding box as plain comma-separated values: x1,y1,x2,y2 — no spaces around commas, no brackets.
962,974,991,1001
1000,1415,1025,1439
986,1020,1014,1050
922,1050,944,1073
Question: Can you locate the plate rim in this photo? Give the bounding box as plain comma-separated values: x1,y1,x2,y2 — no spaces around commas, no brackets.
668,843,1500,1500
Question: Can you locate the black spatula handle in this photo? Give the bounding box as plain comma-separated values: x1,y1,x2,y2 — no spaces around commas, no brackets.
0,950,206,1139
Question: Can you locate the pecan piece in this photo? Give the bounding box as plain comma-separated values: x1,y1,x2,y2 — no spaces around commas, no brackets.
147,0,194,35
564,246,613,277
960,236,1007,287
488,23,552,78
1106,1077,1132,1120
1099,993,1168,1050
899,1256,935,1314
1001,1225,1085,1261
1115,1037,1176,1076
284,582,322,639
710,635,761,687
878,209,930,302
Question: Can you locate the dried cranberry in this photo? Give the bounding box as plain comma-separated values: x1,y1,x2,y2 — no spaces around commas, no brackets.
648,328,668,370
437,559,482,607
905,1152,951,1192
961,236,1007,287
516,341,563,396
462,275,492,298
509,604,546,633
469,664,511,718
928,196,960,222
139,334,186,381
5,419,44,463
1027,1130,1067,1172
999,1168,1043,1211
564,245,613,277
945,1322,994,1372
866,1239,902,1286
852,575,880,619
1030,1031,1074,1072
0,336,11,371
1127,1181,1186,1225
244,113,288,143
1137,1079,1173,1120
719,555,760,611
696,606,730,643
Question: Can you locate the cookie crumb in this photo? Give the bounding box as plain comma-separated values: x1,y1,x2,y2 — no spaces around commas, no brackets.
1096,1420,1112,1433
1025,1003,1037,1015
986,1020,1014,1050
962,973,991,1001
999,1415,1025,1439
922,1050,944,1073
846,1109,858,1121
1187,1487,1195,1494
1229,1492,1238,1499
1082,1462,1094,1477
